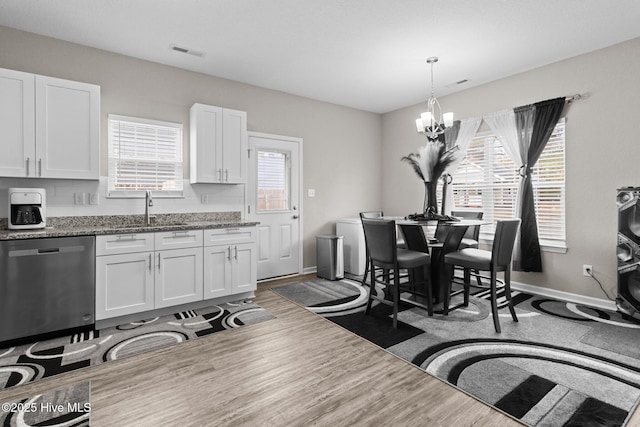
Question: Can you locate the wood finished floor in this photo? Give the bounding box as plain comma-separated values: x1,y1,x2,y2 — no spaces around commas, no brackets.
1,273,637,426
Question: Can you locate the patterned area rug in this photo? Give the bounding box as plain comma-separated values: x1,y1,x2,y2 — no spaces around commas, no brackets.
0,300,274,392
0,381,90,426
273,278,640,427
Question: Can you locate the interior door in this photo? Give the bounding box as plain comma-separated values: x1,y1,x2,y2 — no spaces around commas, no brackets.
248,132,302,280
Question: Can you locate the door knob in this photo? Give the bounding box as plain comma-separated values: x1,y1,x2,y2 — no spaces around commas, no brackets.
293,215,299,219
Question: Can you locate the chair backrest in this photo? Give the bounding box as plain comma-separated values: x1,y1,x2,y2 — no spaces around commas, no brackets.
491,219,521,268
359,211,384,219
361,218,397,268
451,210,483,240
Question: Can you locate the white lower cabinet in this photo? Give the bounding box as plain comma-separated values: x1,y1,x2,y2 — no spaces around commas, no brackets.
155,247,203,309
203,228,257,299
96,227,256,321
96,230,203,320
95,251,155,319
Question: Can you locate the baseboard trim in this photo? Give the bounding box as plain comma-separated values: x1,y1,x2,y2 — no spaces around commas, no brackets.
511,280,617,312
303,266,317,275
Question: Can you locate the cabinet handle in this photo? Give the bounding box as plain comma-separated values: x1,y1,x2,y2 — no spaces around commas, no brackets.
225,169,229,182
38,158,42,177
157,253,161,269
172,231,190,237
227,246,231,260
149,253,152,272
26,157,30,176
234,245,238,260
218,168,222,182
226,228,240,233
116,235,137,241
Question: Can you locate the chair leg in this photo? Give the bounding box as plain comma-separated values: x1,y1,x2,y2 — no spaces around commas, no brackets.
362,255,370,287
424,265,433,316
392,270,400,328
490,270,501,333
463,268,471,307
474,269,483,287
443,265,454,315
364,265,375,315
505,269,518,323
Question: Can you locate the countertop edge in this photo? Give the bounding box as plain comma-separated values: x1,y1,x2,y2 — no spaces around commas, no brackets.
0,221,260,240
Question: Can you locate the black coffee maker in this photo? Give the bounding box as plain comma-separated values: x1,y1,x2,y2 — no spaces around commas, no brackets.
8,188,46,230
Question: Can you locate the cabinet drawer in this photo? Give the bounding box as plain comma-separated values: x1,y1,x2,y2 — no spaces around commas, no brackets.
96,233,155,256
155,229,203,250
204,226,256,246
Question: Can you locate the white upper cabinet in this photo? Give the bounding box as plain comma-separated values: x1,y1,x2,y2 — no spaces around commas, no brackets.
190,103,247,184
0,68,100,180
0,69,35,177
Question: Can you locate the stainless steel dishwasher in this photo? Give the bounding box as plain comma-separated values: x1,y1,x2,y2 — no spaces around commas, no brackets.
0,236,95,343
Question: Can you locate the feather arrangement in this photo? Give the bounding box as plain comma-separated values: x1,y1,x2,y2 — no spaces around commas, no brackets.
401,140,458,183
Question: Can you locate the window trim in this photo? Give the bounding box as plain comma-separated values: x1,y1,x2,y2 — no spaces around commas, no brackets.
107,114,184,199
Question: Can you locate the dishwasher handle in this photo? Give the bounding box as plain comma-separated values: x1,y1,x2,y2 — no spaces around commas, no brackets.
38,247,60,254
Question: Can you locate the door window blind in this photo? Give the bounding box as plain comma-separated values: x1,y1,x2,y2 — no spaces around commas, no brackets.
108,115,183,197
452,118,566,249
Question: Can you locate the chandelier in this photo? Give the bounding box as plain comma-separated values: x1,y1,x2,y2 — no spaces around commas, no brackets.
415,57,453,140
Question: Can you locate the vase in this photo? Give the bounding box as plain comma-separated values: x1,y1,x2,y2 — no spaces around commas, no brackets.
423,181,438,215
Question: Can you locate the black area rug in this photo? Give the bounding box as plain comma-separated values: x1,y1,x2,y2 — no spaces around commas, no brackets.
0,381,91,426
0,300,274,392
273,278,640,427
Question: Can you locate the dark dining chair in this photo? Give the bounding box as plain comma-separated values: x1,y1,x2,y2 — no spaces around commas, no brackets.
361,218,433,328
359,211,384,288
443,219,521,333
451,210,483,249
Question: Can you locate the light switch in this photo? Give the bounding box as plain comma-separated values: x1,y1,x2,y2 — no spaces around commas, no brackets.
308,189,316,197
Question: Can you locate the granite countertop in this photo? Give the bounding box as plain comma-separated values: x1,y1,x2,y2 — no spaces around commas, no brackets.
0,212,259,240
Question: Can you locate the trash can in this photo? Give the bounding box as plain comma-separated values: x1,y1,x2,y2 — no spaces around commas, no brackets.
316,235,344,280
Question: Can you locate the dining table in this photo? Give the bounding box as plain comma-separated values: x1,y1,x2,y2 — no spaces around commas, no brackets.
389,217,489,304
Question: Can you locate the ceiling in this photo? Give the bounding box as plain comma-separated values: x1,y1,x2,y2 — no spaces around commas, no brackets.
1,0,640,114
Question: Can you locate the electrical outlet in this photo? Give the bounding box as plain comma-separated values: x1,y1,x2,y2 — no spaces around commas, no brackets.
583,264,593,277
74,192,86,205
89,193,99,205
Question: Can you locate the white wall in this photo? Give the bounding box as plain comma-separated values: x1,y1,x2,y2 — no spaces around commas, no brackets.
0,26,383,269
382,37,640,300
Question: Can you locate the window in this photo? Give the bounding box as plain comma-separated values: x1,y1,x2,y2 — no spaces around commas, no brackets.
452,119,565,249
108,115,183,197
257,150,290,211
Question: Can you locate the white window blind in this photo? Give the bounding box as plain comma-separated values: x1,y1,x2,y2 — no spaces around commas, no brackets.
257,150,290,211
452,118,566,249
108,115,183,197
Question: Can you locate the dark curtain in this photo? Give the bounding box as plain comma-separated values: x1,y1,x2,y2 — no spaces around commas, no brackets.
519,97,565,271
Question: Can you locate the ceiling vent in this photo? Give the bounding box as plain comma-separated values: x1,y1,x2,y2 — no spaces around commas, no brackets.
170,44,204,58
445,79,470,88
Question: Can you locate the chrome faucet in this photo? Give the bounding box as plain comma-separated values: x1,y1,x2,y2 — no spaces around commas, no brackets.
145,190,153,225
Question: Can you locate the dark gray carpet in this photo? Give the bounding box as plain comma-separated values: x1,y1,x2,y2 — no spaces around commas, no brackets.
274,278,640,427
0,300,274,392
0,381,90,426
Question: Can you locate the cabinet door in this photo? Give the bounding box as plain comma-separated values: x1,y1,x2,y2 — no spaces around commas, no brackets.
190,103,223,183
231,243,257,294
35,75,100,180
155,247,203,309
222,108,248,183
203,244,232,299
96,252,154,320
0,68,35,177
